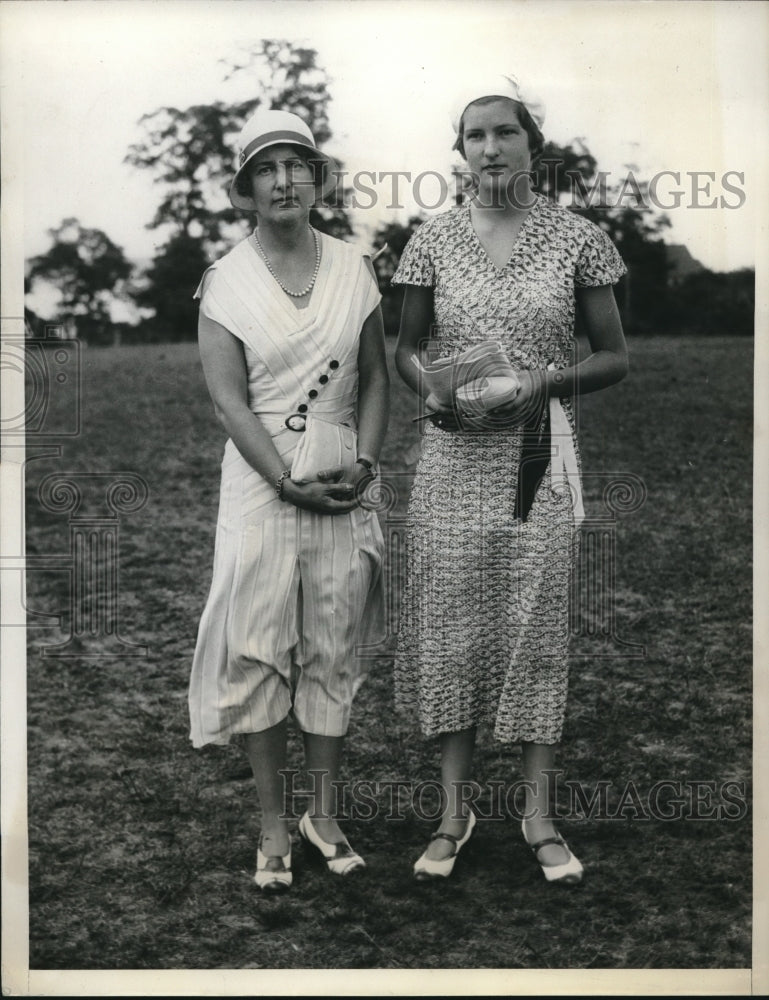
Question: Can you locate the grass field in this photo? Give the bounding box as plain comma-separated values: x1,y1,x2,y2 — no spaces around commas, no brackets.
23,334,752,971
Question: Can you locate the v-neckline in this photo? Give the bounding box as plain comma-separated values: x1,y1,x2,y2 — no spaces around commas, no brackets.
249,229,326,315
465,196,540,271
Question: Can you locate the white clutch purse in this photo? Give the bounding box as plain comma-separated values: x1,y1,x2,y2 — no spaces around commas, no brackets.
411,340,521,415
290,414,358,483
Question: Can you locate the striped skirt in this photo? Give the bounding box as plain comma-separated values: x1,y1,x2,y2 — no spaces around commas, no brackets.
189,441,384,746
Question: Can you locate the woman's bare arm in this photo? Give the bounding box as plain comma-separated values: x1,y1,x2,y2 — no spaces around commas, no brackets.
198,310,357,514
355,303,390,468
394,285,436,400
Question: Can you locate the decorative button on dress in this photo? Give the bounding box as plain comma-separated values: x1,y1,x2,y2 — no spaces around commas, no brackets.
189,233,384,747
392,196,626,744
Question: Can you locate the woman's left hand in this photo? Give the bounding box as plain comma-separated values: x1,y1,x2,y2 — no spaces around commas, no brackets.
318,463,376,505
351,461,376,504
485,370,548,427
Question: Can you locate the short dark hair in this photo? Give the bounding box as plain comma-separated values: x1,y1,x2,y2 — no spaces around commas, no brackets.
234,145,322,201
453,97,544,163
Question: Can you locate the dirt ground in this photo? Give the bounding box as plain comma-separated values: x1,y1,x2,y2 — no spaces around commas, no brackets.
22,335,752,972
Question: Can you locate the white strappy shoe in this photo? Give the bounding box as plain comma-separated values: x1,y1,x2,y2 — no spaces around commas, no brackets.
413,811,476,880
254,838,292,893
521,819,583,885
298,812,366,876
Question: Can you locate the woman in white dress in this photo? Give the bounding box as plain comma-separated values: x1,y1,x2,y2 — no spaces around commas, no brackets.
188,110,389,892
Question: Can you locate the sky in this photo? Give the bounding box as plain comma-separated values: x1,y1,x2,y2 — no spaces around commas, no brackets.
2,0,768,319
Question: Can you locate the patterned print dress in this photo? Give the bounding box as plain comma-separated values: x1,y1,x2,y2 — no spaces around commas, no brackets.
393,195,626,743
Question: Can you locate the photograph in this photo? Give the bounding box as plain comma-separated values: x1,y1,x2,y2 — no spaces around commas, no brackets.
1,0,765,995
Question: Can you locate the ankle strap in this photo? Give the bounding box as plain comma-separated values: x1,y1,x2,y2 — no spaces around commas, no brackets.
527,834,565,853
430,831,462,846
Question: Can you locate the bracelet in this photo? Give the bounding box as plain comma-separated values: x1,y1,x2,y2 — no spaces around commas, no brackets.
355,457,374,472
275,469,291,501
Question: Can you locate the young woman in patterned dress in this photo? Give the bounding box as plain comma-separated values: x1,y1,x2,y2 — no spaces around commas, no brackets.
189,110,389,892
393,75,628,883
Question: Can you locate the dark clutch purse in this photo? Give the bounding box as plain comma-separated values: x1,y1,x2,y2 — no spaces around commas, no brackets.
514,396,550,523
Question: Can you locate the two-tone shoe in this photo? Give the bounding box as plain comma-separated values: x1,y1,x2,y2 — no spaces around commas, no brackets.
254,837,292,893
521,819,583,885
413,811,476,881
298,812,366,876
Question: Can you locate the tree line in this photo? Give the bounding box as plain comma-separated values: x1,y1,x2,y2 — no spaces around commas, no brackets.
25,41,754,345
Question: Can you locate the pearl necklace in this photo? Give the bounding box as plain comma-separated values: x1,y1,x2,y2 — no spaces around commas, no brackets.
252,227,321,298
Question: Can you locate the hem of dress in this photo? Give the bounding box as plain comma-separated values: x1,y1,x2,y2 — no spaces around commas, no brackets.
190,735,235,749
189,715,354,748
394,710,564,745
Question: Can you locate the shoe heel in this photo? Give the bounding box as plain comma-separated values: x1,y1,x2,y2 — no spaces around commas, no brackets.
298,813,366,876
254,840,292,893
413,811,476,881
521,820,583,885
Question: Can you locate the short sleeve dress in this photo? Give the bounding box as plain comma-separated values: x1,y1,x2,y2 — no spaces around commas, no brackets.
392,195,626,744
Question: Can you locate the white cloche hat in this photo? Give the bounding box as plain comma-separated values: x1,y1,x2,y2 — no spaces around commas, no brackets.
229,108,339,209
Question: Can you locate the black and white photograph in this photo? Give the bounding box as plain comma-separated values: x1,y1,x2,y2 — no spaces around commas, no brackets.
1,0,766,994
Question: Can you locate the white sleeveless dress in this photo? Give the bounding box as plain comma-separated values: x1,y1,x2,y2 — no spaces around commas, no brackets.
188,232,384,746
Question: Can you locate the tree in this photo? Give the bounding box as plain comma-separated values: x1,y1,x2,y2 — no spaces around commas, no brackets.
133,232,211,341
534,144,673,332
534,138,599,203
573,170,671,332
371,217,426,337
26,218,133,344
126,40,353,338
125,40,350,254
665,268,754,335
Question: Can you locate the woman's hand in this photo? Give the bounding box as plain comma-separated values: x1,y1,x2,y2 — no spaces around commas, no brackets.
426,373,548,431
282,474,358,515
424,391,462,431
485,370,548,427
320,462,377,505
351,461,376,502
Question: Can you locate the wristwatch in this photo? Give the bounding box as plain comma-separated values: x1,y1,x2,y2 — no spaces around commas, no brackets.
355,457,375,472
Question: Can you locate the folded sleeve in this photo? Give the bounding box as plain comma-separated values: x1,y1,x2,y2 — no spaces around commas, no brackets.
358,247,383,317
193,263,216,303
192,262,243,338
574,223,627,287
391,223,435,287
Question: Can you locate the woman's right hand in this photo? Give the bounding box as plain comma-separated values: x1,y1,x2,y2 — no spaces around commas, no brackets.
282,474,358,515
425,393,488,432
425,392,463,432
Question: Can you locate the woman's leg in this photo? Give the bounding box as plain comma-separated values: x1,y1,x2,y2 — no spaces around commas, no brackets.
244,719,290,856
520,741,570,865
423,726,477,861
302,732,348,844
